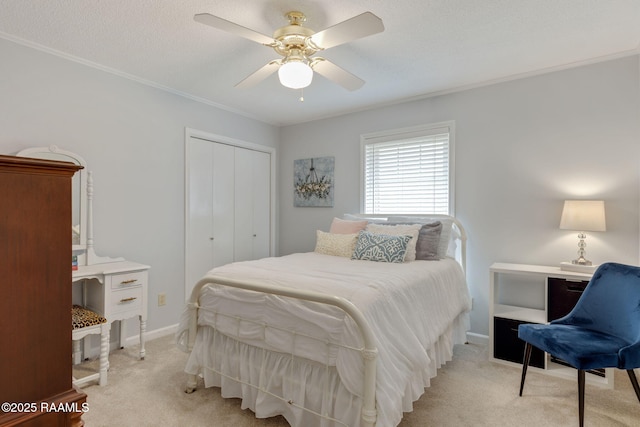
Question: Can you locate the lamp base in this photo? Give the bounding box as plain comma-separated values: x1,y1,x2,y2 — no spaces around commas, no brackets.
560,262,598,273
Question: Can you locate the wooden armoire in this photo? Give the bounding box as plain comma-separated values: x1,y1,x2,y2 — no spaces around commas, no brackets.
0,155,87,427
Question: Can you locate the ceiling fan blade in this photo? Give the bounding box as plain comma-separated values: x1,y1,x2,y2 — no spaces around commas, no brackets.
310,12,384,50
235,60,281,88
311,59,364,91
194,13,275,46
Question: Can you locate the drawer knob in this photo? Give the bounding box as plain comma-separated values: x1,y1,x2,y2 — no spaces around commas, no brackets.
120,297,137,303
120,279,137,285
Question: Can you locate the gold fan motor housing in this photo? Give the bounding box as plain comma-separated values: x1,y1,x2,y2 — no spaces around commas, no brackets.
272,11,317,58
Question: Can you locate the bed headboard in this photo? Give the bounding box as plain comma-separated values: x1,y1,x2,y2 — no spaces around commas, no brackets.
345,214,467,275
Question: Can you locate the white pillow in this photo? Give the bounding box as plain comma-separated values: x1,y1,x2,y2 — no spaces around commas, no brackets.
314,230,358,258
389,216,453,259
365,223,421,261
343,213,388,224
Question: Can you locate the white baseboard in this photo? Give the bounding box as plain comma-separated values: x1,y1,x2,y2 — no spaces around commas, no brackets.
129,325,488,347
465,332,489,346
82,323,179,359
86,324,488,357
122,323,179,347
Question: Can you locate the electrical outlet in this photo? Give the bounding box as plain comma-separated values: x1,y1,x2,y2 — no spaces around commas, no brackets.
158,293,166,306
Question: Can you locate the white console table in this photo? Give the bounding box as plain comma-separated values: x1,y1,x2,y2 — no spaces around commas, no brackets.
489,262,613,388
73,260,150,359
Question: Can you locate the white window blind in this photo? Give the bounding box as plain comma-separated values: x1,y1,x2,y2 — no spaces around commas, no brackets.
361,123,452,215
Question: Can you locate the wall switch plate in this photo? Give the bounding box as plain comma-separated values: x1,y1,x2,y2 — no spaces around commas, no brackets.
158,293,166,306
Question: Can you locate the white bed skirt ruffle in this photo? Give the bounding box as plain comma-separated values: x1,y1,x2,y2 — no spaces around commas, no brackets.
183,311,469,427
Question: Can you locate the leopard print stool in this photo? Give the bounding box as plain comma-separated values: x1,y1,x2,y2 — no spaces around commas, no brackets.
72,305,109,387
72,305,107,329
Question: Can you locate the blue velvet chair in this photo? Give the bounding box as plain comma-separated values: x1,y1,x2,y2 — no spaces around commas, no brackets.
518,262,640,427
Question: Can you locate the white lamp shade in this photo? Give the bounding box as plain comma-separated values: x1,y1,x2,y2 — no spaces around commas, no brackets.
278,61,313,89
559,200,606,232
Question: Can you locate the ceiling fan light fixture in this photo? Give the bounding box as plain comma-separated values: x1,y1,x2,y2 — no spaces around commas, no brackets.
278,60,313,89
195,10,384,91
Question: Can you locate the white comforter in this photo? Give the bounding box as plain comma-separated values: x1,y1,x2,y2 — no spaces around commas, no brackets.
177,252,471,426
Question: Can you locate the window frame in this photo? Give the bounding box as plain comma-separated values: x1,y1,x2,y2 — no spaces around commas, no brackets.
359,121,455,216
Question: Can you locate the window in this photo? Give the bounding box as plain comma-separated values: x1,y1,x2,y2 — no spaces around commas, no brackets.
361,122,454,215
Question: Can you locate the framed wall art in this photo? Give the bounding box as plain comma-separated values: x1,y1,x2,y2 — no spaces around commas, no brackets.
294,156,334,207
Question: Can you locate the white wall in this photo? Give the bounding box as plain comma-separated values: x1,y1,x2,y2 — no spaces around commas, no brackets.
2,34,638,341
0,38,280,339
279,55,640,337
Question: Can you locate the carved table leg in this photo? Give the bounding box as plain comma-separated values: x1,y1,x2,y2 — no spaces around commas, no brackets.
139,316,146,360
119,319,126,349
72,339,82,365
99,325,110,386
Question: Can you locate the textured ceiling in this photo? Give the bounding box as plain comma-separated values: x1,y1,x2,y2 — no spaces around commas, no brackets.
0,0,639,126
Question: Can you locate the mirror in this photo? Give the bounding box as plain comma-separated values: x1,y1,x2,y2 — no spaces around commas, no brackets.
16,145,87,250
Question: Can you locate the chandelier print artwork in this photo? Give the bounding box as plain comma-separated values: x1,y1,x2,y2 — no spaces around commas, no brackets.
294,156,334,207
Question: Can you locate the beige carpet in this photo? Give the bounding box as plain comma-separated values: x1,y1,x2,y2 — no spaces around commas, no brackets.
77,334,639,426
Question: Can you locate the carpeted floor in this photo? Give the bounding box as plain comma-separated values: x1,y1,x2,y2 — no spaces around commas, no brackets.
77,334,639,426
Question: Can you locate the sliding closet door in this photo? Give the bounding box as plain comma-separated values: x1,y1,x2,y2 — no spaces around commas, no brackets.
234,148,271,262
186,138,234,294
211,143,235,267
251,150,271,260
186,138,214,294
186,131,274,299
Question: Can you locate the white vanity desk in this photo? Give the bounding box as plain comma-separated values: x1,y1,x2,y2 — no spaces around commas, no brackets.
18,145,151,367
73,260,150,359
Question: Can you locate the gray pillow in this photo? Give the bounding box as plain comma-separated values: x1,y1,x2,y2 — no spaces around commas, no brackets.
415,222,443,260
389,216,453,258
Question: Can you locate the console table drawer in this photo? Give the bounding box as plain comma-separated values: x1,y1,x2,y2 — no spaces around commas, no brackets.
493,317,545,369
110,271,146,290
547,277,589,322
489,263,612,387
109,287,143,314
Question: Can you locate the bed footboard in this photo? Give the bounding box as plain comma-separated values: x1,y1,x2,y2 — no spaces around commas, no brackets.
184,275,379,427
185,373,198,394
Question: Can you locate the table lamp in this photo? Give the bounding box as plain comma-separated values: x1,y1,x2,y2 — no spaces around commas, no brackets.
559,200,606,272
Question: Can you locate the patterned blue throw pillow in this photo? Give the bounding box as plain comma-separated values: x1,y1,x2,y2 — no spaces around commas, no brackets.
352,230,413,263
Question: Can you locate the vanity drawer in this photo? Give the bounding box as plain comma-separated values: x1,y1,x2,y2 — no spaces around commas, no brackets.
110,271,146,290
109,287,143,315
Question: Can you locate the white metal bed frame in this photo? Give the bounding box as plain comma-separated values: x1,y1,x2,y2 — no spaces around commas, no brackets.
183,215,467,427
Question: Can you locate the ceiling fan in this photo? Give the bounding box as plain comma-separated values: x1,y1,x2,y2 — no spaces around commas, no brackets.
194,10,384,91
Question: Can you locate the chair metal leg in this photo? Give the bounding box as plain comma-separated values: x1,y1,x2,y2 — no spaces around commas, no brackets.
519,342,532,396
578,369,585,427
627,369,640,403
